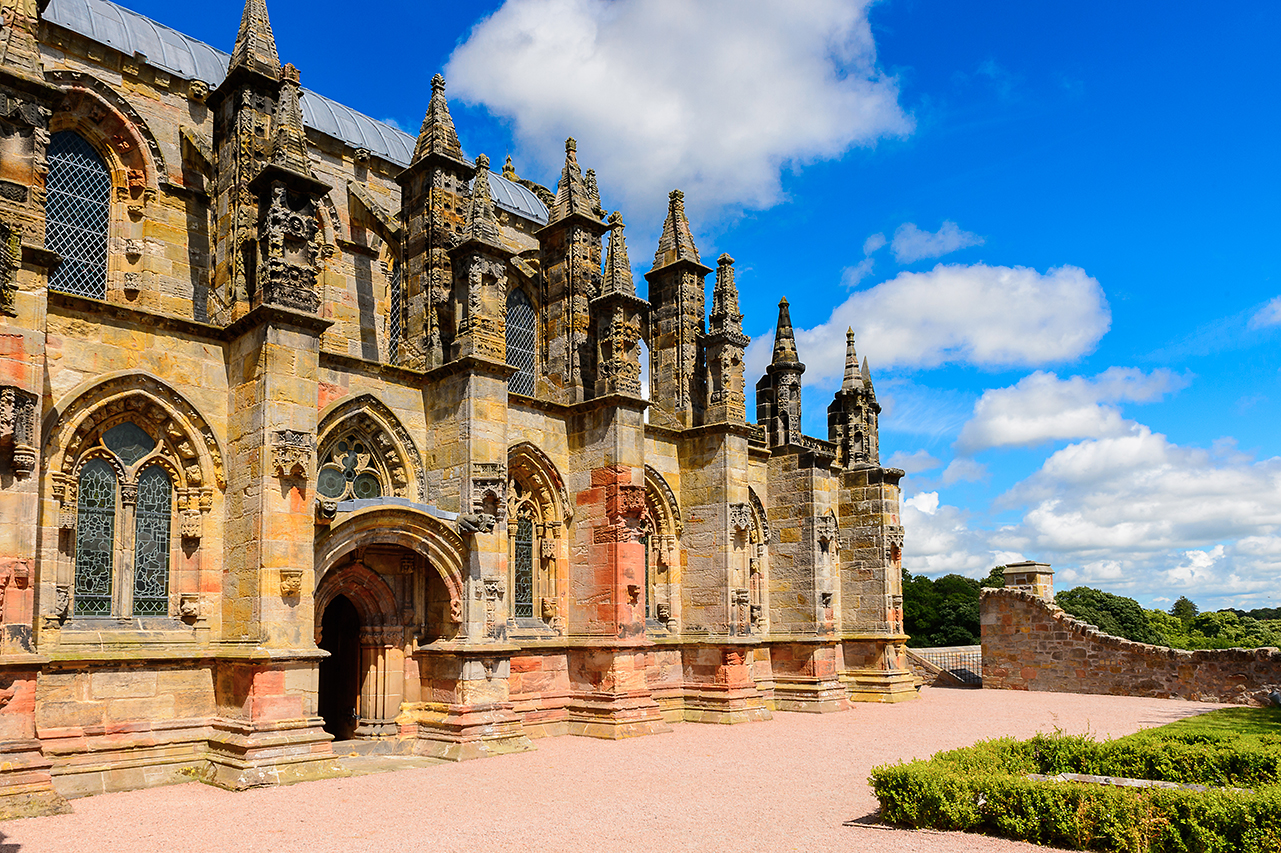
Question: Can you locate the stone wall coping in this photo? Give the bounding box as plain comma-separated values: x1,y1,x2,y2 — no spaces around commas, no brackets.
981,587,1281,662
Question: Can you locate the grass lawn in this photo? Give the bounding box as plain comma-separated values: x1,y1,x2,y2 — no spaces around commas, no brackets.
1130,705,1281,745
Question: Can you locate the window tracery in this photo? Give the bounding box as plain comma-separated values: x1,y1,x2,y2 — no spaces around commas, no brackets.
68,421,177,617
316,433,384,501
506,443,569,631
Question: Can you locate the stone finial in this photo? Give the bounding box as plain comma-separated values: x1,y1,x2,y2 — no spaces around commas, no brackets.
861,355,874,393
652,188,701,269
502,154,518,181
709,253,745,338
412,73,464,164
270,66,312,175
771,297,800,367
841,328,859,391
551,137,595,221
601,211,635,297
462,153,500,244
228,0,281,82
584,169,605,218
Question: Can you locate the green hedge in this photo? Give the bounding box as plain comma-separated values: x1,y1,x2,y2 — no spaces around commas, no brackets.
870,733,1281,852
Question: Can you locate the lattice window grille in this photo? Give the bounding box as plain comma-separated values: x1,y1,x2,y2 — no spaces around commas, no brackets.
74,459,115,616
132,466,171,616
387,262,402,364
506,288,536,396
46,132,111,299
513,515,534,618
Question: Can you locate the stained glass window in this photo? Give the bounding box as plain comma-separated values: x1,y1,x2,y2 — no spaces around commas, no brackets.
132,466,171,616
317,436,382,501
74,459,115,615
47,132,111,299
103,422,155,466
506,288,536,396
513,516,534,618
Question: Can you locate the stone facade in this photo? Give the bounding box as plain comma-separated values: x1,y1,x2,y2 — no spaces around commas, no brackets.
982,587,1281,706
0,0,915,814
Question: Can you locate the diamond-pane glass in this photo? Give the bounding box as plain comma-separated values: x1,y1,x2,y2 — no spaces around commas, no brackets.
47,132,111,299
506,288,536,396
388,263,402,363
74,459,115,616
133,466,171,616
514,516,534,618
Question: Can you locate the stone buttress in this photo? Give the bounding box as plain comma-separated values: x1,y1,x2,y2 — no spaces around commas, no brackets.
0,0,70,819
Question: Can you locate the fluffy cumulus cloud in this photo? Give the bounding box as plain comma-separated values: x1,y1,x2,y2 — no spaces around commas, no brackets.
446,0,912,220
891,221,984,263
955,367,1190,454
908,428,1281,607
746,263,1110,386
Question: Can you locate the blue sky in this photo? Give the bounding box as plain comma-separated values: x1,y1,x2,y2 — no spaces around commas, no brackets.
128,0,1280,610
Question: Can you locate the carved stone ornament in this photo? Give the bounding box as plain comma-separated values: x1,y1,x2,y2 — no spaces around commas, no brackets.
728,502,753,533
471,462,507,521
259,183,321,314
0,221,20,317
54,583,70,622
271,429,313,479
179,592,200,621
483,577,505,600
816,511,838,543
539,538,556,560
188,79,209,102
315,497,337,525
457,513,496,536
0,385,38,478
279,568,304,598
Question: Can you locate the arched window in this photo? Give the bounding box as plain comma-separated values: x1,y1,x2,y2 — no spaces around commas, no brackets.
46,131,111,299
133,465,172,616
73,458,116,616
506,287,536,396
70,422,179,618
317,432,384,502
386,261,402,364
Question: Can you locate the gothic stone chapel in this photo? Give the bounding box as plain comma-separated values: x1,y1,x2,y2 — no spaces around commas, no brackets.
0,0,913,814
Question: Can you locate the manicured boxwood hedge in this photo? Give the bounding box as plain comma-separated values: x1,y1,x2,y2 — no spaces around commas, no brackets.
870,731,1281,852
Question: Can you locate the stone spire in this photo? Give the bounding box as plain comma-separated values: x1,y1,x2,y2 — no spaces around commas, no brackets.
841,328,859,391
828,330,880,467
653,189,700,269
412,74,464,164
601,211,635,297
461,154,500,245
270,64,311,175
756,297,805,447
551,138,596,221
227,0,281,83
709,254,744,337
771,297,801,367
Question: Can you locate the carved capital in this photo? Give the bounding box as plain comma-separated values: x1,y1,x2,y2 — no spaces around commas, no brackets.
280,568,304,598
0,385,37,478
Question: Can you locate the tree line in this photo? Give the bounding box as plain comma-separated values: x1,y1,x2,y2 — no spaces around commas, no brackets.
903,568,1281,650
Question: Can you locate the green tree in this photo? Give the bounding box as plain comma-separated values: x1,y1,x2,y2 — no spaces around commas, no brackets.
1170,595,1199,622
979,565,1006,589
1054,586,1161,644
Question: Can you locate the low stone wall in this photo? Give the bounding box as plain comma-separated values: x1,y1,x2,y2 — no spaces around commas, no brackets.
981,588,1281,705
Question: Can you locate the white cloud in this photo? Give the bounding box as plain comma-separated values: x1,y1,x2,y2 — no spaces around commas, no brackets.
955,367,1190,454
842,257,876,287
902,491,1023,576
749,263,1110,386
1250,296,1281,329
447,0,912,222
863,232,887,255
885,449,941,474
940,458,987,485
891,221,984,263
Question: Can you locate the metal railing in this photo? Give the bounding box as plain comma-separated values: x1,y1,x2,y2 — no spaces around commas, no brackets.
910,644,982,685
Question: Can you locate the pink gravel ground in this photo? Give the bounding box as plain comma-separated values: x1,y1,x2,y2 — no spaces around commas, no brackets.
3,688,1225,853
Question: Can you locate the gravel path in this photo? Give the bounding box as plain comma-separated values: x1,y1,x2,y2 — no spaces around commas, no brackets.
3,688,1224,853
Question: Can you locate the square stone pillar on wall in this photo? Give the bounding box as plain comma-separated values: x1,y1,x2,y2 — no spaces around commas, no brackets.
563,399,669,738
0,29,70,817
836,464,915,703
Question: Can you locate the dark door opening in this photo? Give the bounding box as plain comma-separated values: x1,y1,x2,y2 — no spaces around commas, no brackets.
318,594,361,740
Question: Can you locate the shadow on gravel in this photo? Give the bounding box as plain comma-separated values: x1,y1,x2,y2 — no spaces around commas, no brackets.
0,830,18,852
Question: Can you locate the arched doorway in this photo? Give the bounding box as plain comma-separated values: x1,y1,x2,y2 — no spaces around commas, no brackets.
318,594,361,740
